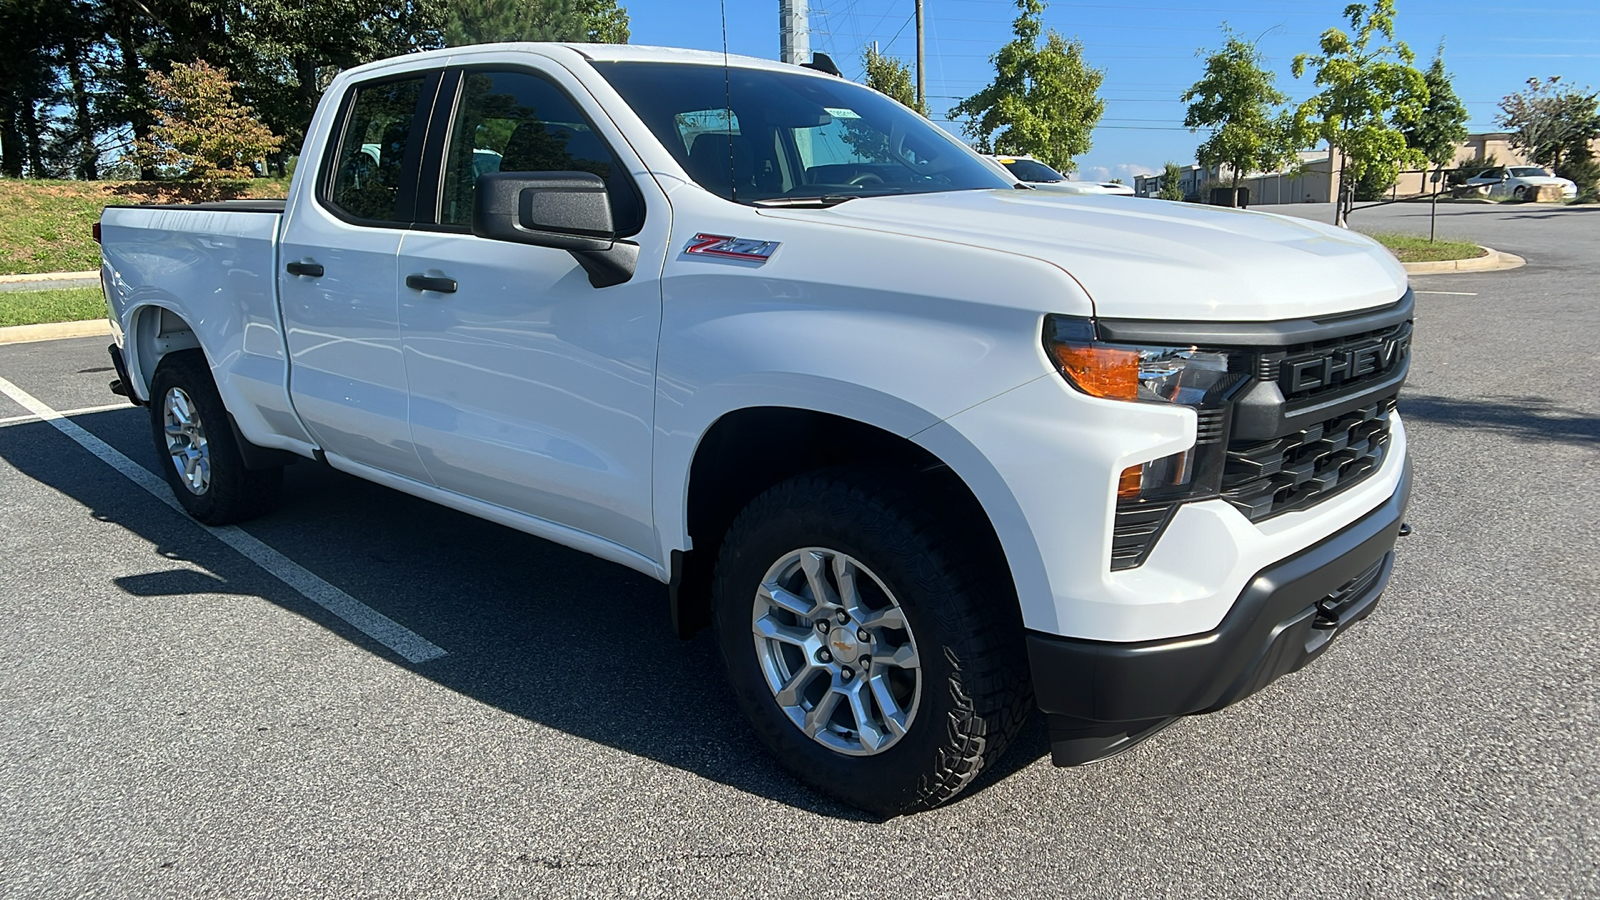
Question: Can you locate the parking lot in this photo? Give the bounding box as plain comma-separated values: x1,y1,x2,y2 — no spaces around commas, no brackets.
1,203,1595,897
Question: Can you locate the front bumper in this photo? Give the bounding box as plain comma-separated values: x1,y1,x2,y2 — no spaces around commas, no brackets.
1027,456,1411,765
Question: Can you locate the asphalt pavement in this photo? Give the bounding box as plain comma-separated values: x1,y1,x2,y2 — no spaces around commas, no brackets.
0,203,1596,898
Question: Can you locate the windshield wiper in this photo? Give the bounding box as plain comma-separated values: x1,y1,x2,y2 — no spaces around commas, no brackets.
752,195,860,208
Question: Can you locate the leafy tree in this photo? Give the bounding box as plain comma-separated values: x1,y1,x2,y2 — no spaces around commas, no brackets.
949,0,1104,174
132,60,282,179
1402,48,1467,171
1499,76,1600,197
1157,161,1185,200
444,0,628,47
1292,0,1429,226
861,45,924,115
1182,29,1297,187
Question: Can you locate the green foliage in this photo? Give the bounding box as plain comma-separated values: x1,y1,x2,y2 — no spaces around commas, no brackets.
1182,29,1297,186
1366,231,1483,263
1403,49,1468,169
1291,0,1429,224
444,0,628,46
1157,161,1185,200
1498,76,1600,197
948,0,1104,174
1352,165,1396,201
131,61,282,179
861,46,924,115
0,287,106,327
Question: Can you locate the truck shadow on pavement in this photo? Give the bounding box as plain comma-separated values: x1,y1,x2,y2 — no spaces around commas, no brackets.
0,410,1051,820
1399,394,1600,448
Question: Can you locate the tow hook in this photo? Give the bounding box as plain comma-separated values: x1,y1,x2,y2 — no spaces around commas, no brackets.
1398,522,1413,537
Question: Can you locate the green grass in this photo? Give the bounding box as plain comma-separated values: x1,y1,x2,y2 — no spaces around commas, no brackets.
1367,232,1487,263
0,178,289,276
0,287,108,327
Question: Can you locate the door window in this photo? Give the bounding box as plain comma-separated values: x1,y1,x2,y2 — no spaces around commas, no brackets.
439,69,643,235
327,76,430,223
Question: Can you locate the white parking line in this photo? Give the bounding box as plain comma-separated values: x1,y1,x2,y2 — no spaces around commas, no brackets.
0,401,136,427
1414,291,1478,296
0,374,447,664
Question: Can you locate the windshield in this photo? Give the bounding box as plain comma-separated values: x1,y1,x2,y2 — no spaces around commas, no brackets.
593,62,1010,204
999,158,1065,183
1509,167,1549,178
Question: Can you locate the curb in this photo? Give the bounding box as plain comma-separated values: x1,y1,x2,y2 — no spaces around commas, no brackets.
0,319,112,345
0,270,99,284
0,270,101,294
1403,246,1525,275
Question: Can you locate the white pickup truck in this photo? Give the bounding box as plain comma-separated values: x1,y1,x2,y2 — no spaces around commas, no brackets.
99,43,1413,815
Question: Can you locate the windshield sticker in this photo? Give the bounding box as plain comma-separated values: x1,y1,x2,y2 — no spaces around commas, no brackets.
824,107,861,120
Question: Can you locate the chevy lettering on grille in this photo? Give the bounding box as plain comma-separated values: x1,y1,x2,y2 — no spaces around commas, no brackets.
1279,324,1411,396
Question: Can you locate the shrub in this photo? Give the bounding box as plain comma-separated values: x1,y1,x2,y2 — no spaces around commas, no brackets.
131,61,281,180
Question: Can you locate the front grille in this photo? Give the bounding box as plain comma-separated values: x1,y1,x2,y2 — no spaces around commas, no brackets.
1110,502,1176,570
1220,396,1395,521
1245,321,1412,406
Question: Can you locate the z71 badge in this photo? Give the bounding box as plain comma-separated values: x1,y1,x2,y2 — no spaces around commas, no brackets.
684,234,781,262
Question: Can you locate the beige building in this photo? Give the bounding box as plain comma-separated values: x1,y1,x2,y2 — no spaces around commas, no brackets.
1135,133,1598,204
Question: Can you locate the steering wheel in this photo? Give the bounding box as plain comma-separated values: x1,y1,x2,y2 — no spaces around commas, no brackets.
848,172,885,187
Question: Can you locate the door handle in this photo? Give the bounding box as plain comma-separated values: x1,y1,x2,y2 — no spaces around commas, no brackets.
406,274,458,294
286,261,324,277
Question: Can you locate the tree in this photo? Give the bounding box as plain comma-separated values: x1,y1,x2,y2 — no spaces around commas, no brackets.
444,0,628,47
1292,0,1429,226
948,0,1104,174
131,60,282,179
1499,76,1600,197
1402,48,1467,171
1182,29,1298,187
1157,161,1185,200
861,46,924,115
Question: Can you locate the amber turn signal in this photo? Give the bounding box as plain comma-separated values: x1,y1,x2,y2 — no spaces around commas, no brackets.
1049,343,1141,401
1118,464,1143,499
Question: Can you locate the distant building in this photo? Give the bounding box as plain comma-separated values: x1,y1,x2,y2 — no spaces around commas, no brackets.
1134,134,1599,205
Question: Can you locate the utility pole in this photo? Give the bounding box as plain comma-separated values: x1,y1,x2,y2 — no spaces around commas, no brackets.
915,0,925,112
780,0,811,65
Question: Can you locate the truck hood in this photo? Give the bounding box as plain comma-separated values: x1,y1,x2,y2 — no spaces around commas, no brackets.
763,189,1408,322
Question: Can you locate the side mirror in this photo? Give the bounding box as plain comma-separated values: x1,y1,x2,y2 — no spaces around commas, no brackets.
472,171,638,288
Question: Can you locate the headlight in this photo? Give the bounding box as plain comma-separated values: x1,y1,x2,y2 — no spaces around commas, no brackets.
1044,315,1242,406
1044,315,1248,501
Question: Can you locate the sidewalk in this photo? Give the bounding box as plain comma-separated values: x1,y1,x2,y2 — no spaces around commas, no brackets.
0,270,100,293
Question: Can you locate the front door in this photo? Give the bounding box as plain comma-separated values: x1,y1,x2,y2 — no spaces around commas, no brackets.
397,63,668,558
279,70,438,482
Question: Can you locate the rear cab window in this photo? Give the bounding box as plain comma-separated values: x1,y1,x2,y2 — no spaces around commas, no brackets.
323,74,437,224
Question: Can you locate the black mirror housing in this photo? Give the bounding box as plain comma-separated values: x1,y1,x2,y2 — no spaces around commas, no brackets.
473,171,614,251
471,171,639,288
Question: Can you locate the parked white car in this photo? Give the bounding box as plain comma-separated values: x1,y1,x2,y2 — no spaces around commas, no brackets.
1463,165,1577,200
985,154,1136,195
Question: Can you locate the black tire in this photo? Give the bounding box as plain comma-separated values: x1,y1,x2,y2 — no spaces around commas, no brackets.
148,350,283,525
713,466,1032,816
1513,186,1526,200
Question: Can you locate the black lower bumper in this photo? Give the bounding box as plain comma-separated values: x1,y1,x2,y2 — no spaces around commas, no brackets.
1029,458,1411,765
107,343,145,406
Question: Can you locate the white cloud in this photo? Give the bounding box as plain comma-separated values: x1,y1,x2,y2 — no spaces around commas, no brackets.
1083,163,1159,182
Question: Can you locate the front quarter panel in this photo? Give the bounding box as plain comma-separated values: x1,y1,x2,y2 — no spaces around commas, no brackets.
652,190,1093,559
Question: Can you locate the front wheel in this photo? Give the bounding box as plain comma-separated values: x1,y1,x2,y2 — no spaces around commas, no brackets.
1513,185,1527,200
148,350,283,525
713,467,1031,816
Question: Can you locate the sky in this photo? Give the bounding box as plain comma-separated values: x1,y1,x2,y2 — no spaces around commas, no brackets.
625,0,1600,182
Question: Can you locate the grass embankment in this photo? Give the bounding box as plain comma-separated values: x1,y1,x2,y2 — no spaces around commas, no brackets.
0,178,289,276
1368,232,1487,263
0,287,106,327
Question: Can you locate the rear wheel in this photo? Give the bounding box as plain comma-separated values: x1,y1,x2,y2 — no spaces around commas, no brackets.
148,350,283,525
713,467,1030,816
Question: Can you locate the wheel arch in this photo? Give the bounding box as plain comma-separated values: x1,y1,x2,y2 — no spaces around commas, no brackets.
125,302,204,402
668,403,1034,641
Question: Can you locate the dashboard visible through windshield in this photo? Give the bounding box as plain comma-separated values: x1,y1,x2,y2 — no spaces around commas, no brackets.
593,61,1010,205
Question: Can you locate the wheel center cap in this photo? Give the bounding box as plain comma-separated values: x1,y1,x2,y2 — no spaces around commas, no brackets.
827,628,862,664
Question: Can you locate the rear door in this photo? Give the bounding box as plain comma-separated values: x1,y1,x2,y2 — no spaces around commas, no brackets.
278,69,441,481
396,60,670,558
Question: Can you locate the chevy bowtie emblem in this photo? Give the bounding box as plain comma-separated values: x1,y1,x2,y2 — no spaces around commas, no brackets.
684,233,781,262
